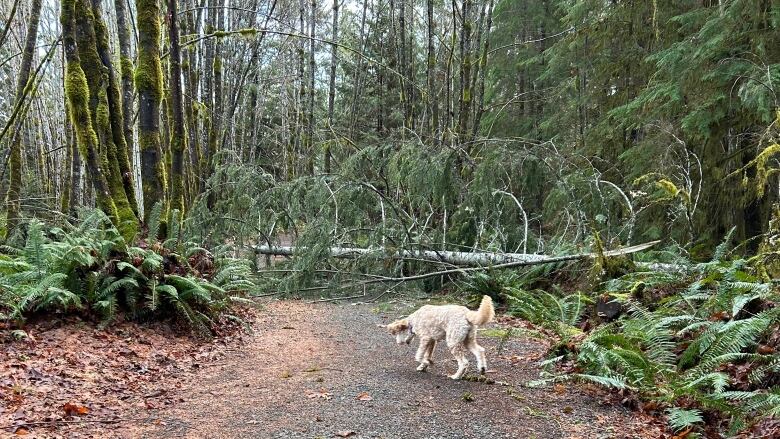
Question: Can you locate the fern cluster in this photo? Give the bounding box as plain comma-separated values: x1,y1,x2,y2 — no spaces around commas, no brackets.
502,235,780,435
0,209,255,334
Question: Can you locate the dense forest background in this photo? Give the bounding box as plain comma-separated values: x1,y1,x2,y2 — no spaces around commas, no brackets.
0,0,777,257
1,1,780,436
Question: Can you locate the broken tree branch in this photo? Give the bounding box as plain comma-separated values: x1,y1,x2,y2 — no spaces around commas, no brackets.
254,240,661,268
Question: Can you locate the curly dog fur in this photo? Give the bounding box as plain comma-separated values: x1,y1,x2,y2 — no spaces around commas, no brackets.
384,296,495,379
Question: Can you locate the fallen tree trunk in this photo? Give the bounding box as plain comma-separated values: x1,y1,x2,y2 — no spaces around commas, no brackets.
254,240,661,267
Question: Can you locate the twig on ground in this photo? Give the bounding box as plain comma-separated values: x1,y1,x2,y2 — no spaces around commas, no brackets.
2,418,147,429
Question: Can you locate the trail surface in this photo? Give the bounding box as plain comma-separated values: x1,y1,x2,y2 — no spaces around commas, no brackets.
120,300,661,438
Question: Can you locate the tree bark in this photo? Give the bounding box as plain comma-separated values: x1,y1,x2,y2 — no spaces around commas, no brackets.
6,0,43,234
114,0,135,176
61,0,120,227
91,0,139,216
470,0,494,142
167,0,186,216
136,0,168,224
456,0,473,139
325,0,339,173
306,0,317,175
254,241,661,267
426,0,439,143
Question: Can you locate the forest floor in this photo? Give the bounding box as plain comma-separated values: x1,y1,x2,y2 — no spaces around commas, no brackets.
2,299,667,439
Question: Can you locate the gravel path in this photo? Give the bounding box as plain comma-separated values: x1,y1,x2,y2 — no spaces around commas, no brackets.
119,300,661,438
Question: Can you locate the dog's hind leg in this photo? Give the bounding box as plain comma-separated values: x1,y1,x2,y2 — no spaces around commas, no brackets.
467,338,487,374
448,344,469,379
415,338,433,371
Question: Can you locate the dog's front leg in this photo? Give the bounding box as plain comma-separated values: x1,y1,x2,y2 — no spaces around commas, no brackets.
415,338,432,372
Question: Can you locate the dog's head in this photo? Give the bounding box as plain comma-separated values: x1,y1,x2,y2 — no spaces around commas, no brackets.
382,319,411,344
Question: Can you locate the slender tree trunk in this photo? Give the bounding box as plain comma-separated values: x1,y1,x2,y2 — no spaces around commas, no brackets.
201,0,216,192
61,0,120,226
69,127,83,213
306,0,316,174
456,0,473,139
399,0,408,129
426,0,439,144
181,0,200,204
0,0,20,50
470,0,493,142
348,0,368,139
136,0,167,224
325,0,339,173
167,0,186,216
114,0,135,171
7,0,43,234
91,0,139,216
61,101,74,214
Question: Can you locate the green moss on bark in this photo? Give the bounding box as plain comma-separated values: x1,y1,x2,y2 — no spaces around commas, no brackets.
136,0,168,225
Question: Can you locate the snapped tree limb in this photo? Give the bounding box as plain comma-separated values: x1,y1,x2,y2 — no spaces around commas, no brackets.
254,240,661,268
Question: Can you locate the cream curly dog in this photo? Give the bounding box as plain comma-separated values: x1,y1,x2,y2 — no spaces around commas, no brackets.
383,296,495,379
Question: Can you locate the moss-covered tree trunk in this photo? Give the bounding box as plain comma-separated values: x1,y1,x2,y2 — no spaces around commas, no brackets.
73,0,138,241
136,0,168,223
114,0,136,193
6,0,43,235
91,0,138,217
61,0,120,226
181,8,201,205
167,0,186,216
200,0,216,193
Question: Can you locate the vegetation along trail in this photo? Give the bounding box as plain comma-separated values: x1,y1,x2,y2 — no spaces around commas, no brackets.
118,300,662,439
1,0,779,437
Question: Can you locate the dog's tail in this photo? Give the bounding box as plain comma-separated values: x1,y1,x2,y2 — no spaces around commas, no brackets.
466,295,495,326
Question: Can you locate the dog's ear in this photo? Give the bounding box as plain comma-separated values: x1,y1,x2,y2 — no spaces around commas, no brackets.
387,319,409,332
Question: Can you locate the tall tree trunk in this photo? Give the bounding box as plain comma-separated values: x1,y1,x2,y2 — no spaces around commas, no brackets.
306,0,316,174
470,0,494,142
426,0,439,144
75,0,139,240
136,0,167,224
7,0,42,235
114,0,135,174
456,0,473,140
399,0,408,129
91,0,139,216
348,0,368,139
182,0,202,204
69,127,82,214
201,0,216,192
0,0,20,49
61,0,120,226
325,0,339,173
168,0,186,216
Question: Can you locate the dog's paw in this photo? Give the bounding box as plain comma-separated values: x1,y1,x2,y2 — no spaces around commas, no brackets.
448,374,462,380
416,364,428,372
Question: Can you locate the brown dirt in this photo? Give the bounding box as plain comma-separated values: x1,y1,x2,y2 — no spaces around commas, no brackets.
106,299,664,439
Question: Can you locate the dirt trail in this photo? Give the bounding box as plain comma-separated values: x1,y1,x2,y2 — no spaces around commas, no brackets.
118,300,661,439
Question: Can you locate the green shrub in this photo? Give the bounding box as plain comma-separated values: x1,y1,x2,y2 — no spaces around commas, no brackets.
0,208,255,334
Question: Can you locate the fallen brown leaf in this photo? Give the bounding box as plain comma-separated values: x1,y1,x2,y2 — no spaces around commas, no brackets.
356,391,372,401
14,427,29,435
335,431,356,437
672,427,692,439
63,402,89,416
